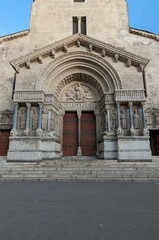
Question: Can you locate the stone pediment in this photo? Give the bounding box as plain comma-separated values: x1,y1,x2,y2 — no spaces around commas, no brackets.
10,33,149,73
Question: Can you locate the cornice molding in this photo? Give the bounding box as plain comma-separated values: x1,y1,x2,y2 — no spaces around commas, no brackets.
10,33,150,73
0,30,29,44
130,28,159,41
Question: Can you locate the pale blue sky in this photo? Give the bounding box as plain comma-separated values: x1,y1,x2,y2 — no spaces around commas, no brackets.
0,0,159,37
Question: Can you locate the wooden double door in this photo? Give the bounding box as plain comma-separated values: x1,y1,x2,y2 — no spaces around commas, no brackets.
63,112,96,156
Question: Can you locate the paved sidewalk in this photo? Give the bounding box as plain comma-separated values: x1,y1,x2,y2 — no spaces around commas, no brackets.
0,181,159,240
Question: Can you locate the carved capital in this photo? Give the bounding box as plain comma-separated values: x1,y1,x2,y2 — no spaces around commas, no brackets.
77,110,82,118
26,103,31,108
116,102,121,107
128,102,133,107
13,103,19,108
38,103,43,108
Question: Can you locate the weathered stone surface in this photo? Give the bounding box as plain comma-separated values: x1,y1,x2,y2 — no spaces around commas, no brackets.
0,0,159,161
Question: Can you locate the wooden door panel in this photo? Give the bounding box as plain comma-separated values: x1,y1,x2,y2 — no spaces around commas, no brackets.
63,112,78,156
0,131,10,156
81,112,96,156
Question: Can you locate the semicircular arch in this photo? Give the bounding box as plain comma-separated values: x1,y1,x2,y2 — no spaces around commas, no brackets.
35,51,122,98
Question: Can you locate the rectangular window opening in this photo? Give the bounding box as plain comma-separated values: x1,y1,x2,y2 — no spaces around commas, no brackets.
73,17,78,34
81,16,86,35
72,16,87,35
74,0,85,2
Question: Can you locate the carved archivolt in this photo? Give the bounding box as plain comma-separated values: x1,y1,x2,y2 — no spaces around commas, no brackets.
56,73,102,100
35,51,122,94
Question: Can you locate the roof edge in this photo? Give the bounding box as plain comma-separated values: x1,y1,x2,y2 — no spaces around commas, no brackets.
0,30,29,44
130,28,159,41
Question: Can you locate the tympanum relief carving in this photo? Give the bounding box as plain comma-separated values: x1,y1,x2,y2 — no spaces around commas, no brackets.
64,83,94,102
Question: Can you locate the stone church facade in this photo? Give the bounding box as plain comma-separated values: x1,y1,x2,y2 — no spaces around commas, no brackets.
0,0,159,161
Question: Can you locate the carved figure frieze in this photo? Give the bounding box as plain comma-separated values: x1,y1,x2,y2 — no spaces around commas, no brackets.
115,90,145,102
151,113,157,126
14,91,44,103
145,108,159,128
133,109,140,129
110,111,117,131
65,83,94,102
42,110,48,130
0,110,12,125
120,110,127,129
31,107,38,130
18,107,26,130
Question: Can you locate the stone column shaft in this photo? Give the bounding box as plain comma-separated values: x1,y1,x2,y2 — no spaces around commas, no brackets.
25,103,31,130
47,110,51,131
77,110,82,156
128,102,135,135
13,103,19,130
141,103,146,129
128,102,134,129
107,110,111,132
117,103,121,129
38,104,43,129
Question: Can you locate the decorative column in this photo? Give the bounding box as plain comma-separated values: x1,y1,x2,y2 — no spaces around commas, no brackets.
77,17,82,33
24,103,31,136
36,103,43,136
77,110,82,156
128,102,135,135
116,102,123,135
10,103,19,136
107,110,111,133
141,102,149,135
48,110,51,131
59,110,65,156
94,109,100,157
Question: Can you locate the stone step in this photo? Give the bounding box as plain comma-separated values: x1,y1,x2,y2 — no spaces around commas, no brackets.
0,159,159,181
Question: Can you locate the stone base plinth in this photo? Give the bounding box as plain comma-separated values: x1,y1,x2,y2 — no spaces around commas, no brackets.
7,136,61,161
98,135,118,160
117,136,152,162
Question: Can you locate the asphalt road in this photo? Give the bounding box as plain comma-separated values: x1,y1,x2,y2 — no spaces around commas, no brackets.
0,181,159,240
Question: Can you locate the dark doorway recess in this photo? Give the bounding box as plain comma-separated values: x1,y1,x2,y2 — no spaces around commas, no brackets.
0,130,10,156
150,130,159,156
